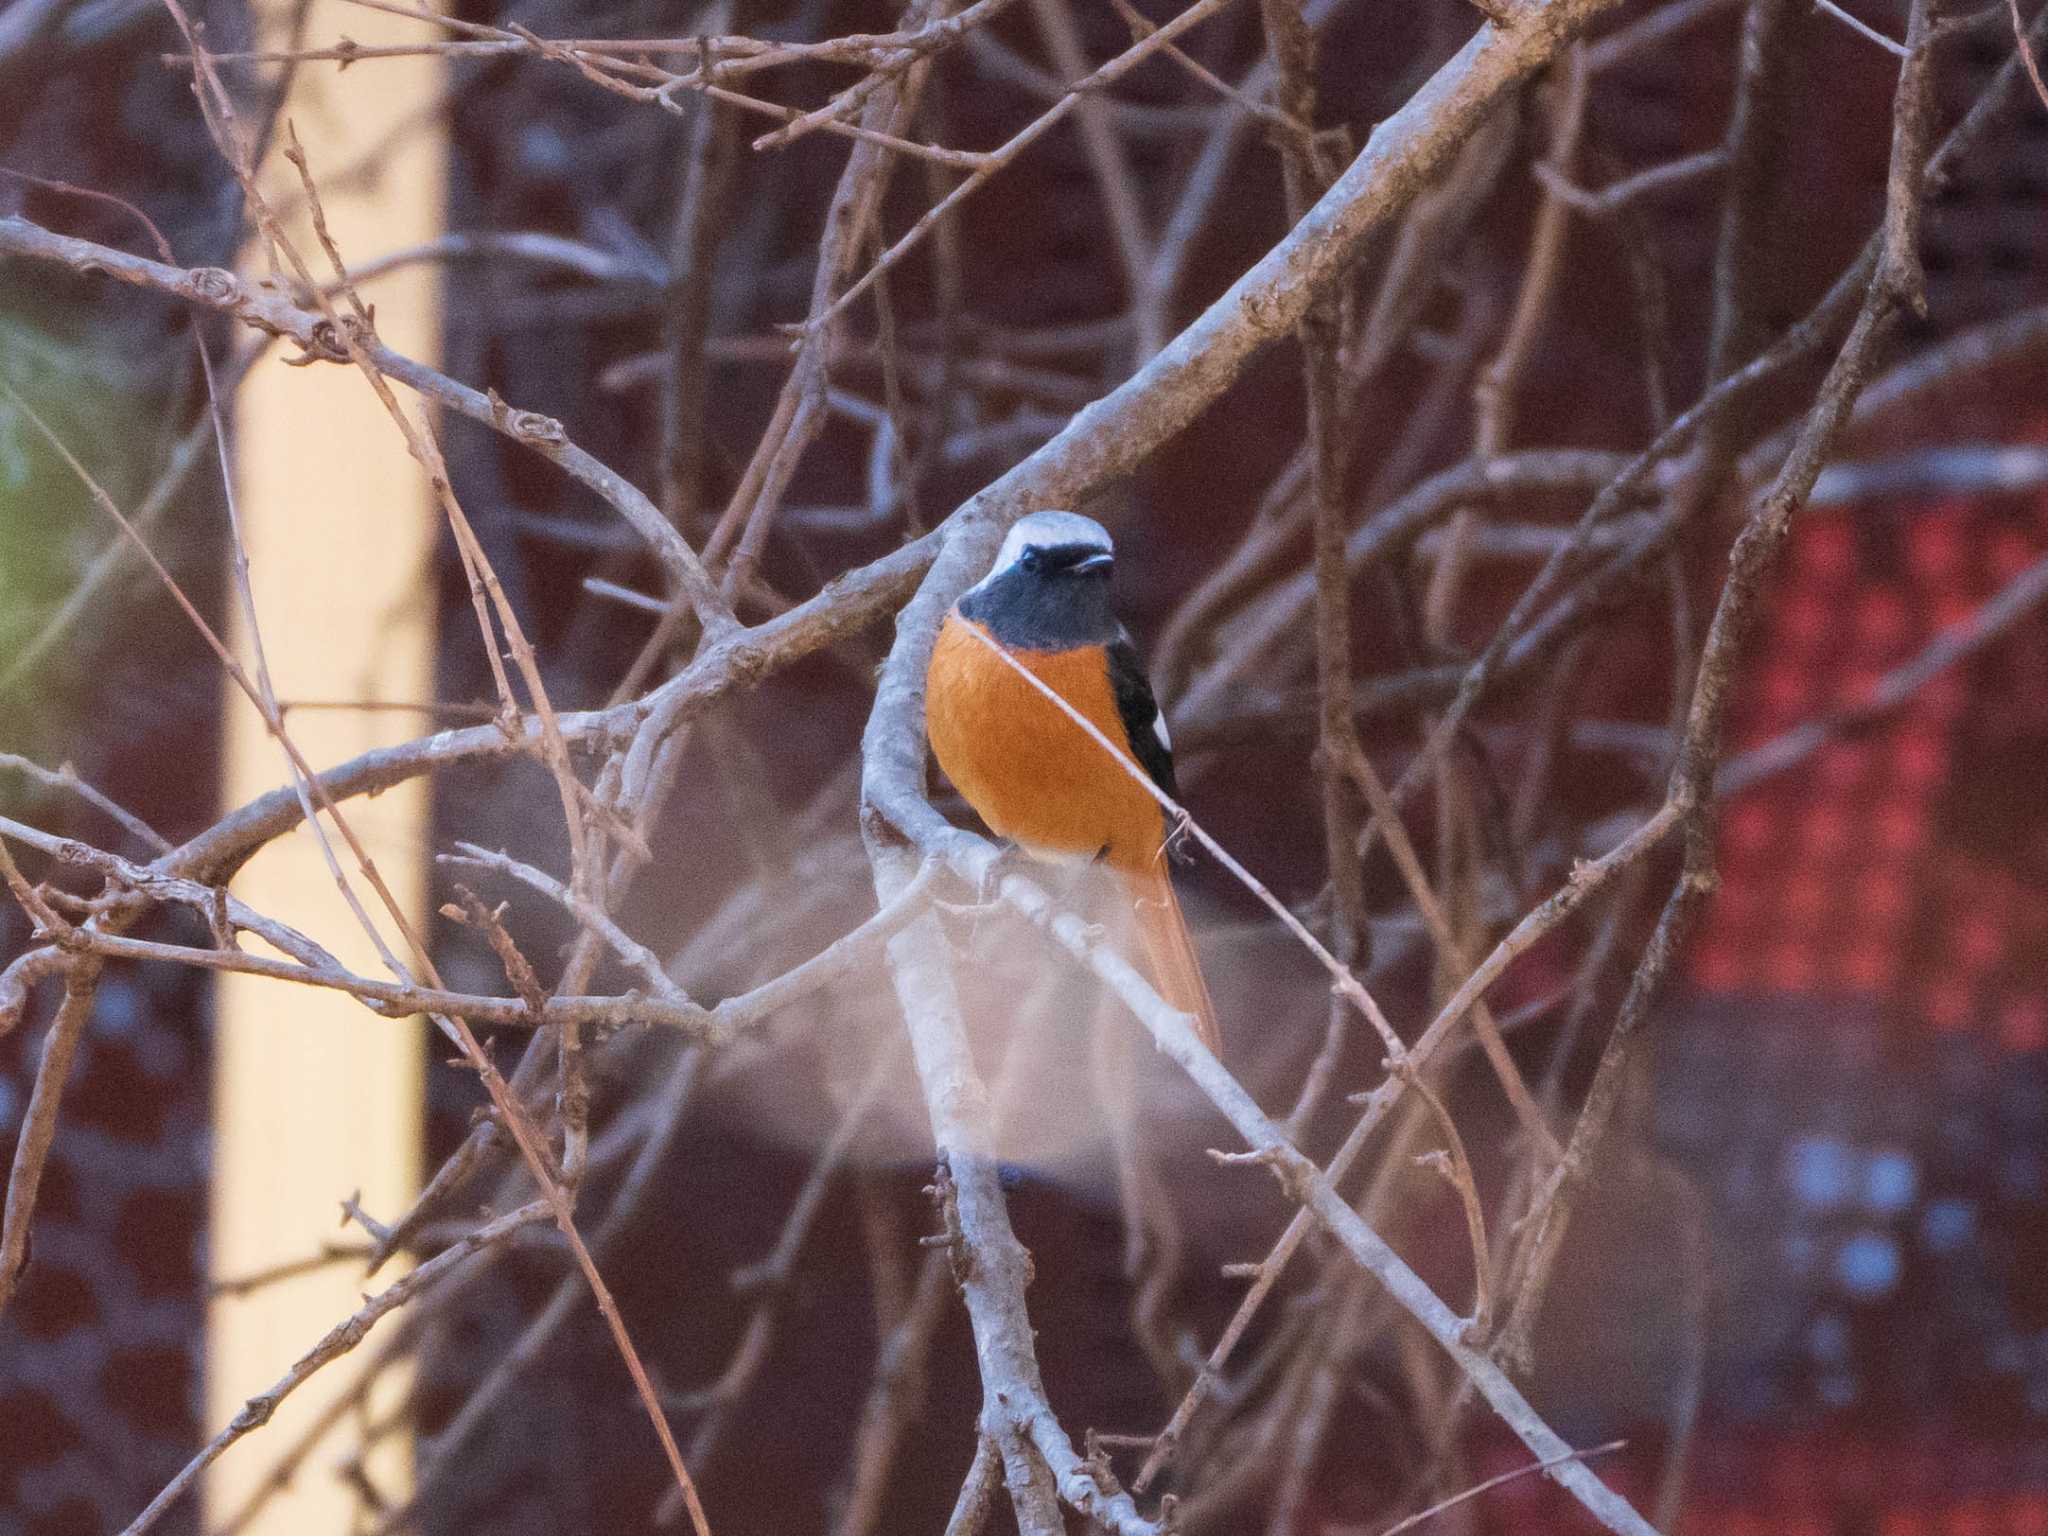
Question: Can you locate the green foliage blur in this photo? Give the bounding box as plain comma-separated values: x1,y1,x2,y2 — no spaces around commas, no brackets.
0,282,201,792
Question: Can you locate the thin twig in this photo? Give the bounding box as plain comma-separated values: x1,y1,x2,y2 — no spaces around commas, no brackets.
1813,0,1910,56
117,1204,550,1535
0,963,100,1314
1377,1438,1628,1535
2010,0,2048,109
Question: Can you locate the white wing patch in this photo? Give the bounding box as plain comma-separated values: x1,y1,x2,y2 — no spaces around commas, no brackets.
1153,711,1172,752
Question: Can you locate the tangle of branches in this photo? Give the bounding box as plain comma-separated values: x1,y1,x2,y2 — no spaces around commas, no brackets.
4,0,2048,1530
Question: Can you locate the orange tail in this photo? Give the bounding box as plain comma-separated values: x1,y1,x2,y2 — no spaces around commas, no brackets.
1122,866,1221,1056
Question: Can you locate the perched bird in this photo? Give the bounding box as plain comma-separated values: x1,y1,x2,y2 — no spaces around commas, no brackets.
925,510,1221,1054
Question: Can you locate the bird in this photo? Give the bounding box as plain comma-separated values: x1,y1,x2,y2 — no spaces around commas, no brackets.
924,510,1221,1055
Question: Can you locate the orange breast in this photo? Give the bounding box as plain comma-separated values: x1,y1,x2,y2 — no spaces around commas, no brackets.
926,615,1169,872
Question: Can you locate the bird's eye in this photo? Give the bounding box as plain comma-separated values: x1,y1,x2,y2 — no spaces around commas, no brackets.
1019,545,1042,572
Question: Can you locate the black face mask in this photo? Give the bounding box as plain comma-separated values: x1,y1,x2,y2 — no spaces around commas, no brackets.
960,544,1118,650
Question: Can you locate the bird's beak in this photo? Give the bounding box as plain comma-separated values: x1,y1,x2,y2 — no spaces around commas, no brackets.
1072,552,1113,574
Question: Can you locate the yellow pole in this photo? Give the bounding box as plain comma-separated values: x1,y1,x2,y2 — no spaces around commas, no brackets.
205,1,443,1526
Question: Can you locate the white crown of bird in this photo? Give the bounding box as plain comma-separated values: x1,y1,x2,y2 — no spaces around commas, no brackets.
971,511,1114,592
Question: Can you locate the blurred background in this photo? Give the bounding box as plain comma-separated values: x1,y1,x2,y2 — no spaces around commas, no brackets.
4,0,2048,1530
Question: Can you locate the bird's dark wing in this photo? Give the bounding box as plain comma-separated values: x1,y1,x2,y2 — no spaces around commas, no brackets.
1105,633,1178,800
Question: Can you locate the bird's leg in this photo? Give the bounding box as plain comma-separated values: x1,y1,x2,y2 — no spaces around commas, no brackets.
934,841,1014,916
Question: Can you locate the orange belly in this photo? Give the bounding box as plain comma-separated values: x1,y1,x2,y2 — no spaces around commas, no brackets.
926,615,1169,872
